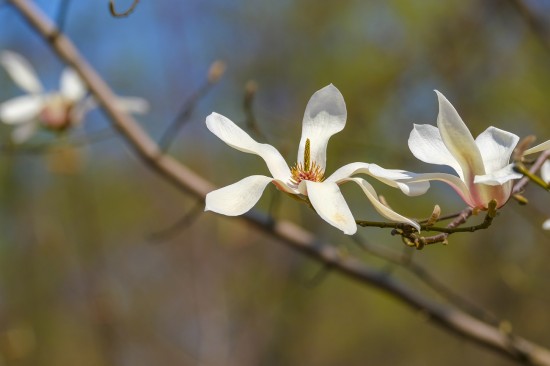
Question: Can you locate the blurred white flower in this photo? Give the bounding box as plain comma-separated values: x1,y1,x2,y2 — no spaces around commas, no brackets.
0,50,149,143
205,84,429,235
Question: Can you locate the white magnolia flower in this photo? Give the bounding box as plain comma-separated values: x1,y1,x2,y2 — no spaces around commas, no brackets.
205,84,429,235
407,91,550,210
541,161,550,230
0,50,149,143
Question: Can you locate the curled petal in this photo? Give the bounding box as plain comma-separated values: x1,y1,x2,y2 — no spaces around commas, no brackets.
206,113,290,180
343,178,420,232
543,218,550,231
366,164,430,196
405,172,475,208
205,175,273,216
541,161,550,183
0,95,44,124
0,51,43,94
325,162,430,196
60,68,87,102
302,180,356,235
325,162,370,183
475,127,519,173
297,84,346,170
408,123,463,179
435,91,485,178
12,122,38,143
524,140,550,155
473,164,522,186
115,96,150,114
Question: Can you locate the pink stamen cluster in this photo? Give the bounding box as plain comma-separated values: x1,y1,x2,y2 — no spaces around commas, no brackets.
289,161,325,185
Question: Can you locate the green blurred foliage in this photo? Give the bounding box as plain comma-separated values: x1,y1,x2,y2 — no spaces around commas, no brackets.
0,0,550,365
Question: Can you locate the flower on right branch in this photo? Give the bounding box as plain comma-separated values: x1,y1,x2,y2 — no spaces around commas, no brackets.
406,91,549,210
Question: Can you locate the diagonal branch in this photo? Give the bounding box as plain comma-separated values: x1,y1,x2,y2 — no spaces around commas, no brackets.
7,0,550,364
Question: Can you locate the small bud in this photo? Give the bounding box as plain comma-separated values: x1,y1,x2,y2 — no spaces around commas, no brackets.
425,204,441,226
499,320,513,335
208,60,226,83
512,193,528,205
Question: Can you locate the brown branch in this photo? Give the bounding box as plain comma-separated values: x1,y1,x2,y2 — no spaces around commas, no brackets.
8,0,550,364
351,235,500,325
108,0,139,18
356,202,495,243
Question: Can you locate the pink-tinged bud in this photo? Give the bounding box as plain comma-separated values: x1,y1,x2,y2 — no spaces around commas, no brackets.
38,95,75,131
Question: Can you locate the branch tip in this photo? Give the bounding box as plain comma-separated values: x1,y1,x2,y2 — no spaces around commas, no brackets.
109,0,139,18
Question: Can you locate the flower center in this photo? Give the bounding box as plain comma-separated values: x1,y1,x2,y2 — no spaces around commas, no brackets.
39,95,75,131
290,138,325,185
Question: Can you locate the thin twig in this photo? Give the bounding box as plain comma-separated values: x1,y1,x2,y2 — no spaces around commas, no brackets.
356,207,493,234
507,0,550,52
109,0,139,18
158,60,225,151
10,1,550,363
513,150,550,193
148,200,203,243
243,80,268,141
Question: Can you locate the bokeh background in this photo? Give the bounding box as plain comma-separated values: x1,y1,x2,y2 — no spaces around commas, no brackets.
1,0,550,365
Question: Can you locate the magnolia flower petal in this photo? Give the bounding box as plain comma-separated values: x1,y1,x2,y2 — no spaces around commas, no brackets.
0,51,43,94
297,84,346,170
543,218,550,230
205,175,273,216
70,96,98,124
541,161,550,183
405,172,476,207
473,164,522,185
325,162,370,183
408,123,464,179
302,180,356,235
0,95,43,124
60,68,87,102
524,140,550,155
435,91,485,177
206,113,290,180
115,96,150,114
272,179,299,194
12,122,37,143
344,177,420,232
326,162,430,196
366,164,430,196
75,96,98,120
475,127,519,173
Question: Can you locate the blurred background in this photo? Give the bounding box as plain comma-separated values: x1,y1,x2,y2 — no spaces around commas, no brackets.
1,0,550,365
